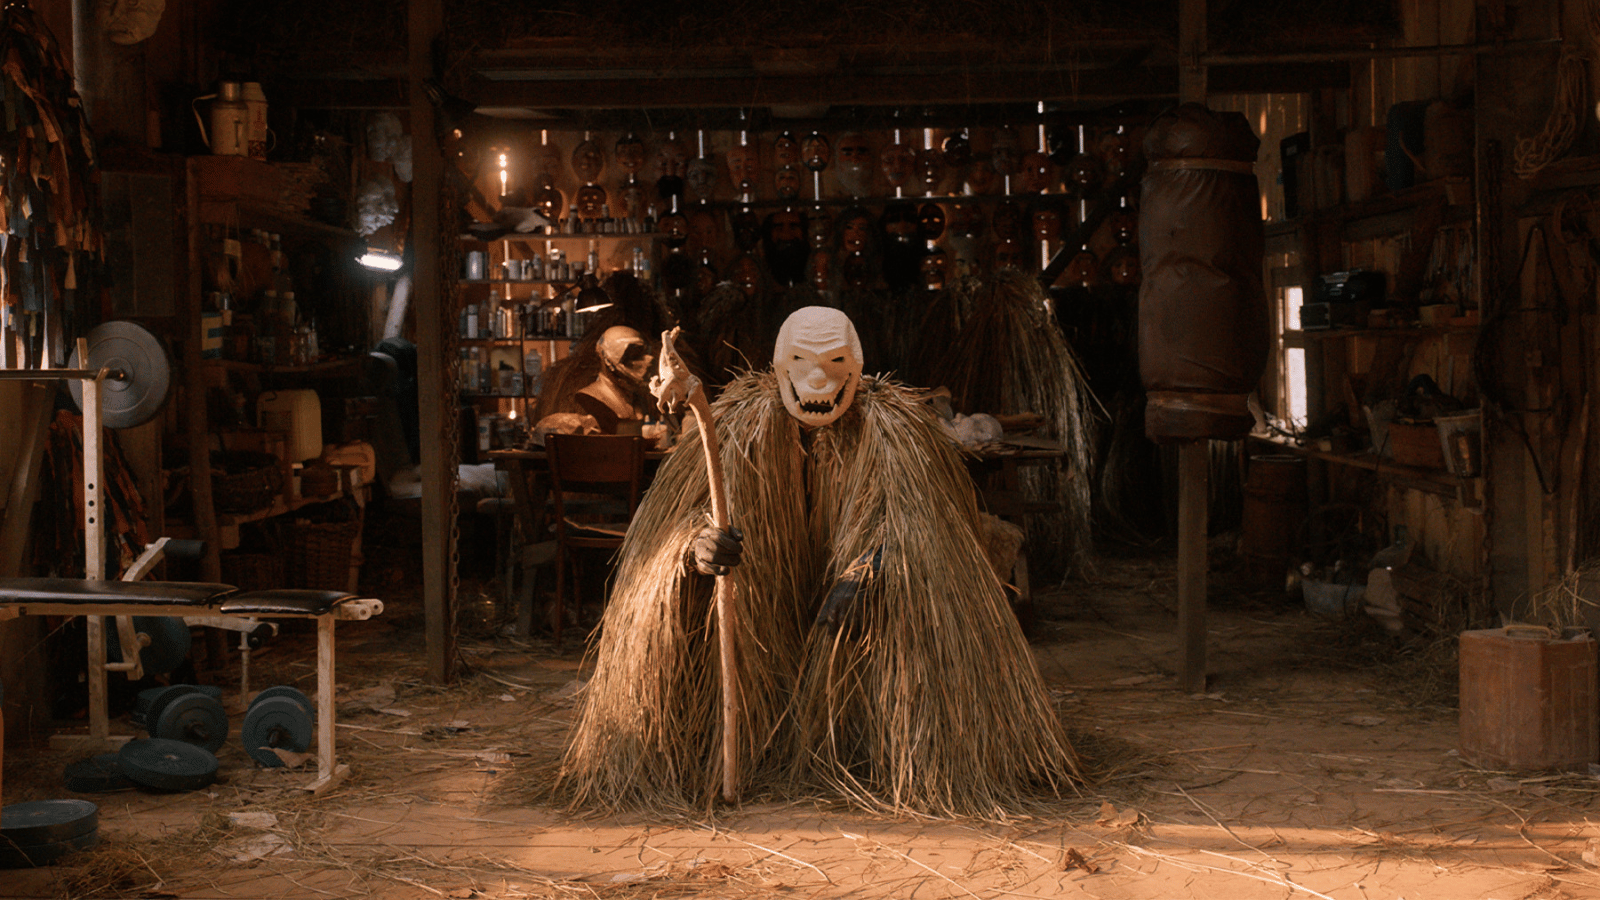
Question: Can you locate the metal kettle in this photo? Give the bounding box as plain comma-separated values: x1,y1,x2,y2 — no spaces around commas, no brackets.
192,82,248,156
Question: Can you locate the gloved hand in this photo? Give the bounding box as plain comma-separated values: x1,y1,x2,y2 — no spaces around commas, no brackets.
691,525,744,576
816,547,882,630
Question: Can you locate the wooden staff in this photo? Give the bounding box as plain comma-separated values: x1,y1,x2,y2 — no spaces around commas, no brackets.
650,327,740,802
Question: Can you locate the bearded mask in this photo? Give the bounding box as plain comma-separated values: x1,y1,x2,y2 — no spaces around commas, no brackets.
763,208,809,287
835,132,873,197
773,306,863,428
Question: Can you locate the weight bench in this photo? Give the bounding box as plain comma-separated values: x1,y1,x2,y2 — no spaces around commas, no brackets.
0,578,383,794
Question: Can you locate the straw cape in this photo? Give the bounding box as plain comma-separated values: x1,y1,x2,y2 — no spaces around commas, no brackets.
558,370,1078,817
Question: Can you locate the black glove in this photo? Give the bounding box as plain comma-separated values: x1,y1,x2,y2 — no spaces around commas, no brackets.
691,525,744,576
816,547,882,630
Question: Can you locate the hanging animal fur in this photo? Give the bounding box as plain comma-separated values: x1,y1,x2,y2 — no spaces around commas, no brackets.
913,269,1098,580
557,372,1078,816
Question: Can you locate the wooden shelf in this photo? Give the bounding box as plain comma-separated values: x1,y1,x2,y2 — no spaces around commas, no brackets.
1250,435,1480,502
460,278,582,287
460,232,663,242
1265,177,1472,242
1297,324,1478,340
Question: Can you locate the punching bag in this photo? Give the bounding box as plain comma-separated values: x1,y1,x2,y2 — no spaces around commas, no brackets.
1138,104,1268,441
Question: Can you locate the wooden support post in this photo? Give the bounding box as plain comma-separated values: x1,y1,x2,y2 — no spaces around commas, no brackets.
1176,0,1209,693
410,0,454,683
1177,440,1209,693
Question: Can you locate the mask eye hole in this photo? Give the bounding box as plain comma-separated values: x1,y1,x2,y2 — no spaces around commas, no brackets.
832,356,845,363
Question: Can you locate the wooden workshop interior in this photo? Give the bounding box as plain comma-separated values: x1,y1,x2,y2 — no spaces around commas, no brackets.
1,0,1600,795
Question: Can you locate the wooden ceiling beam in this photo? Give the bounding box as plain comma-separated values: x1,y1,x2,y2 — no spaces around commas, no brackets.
273,61,1349,114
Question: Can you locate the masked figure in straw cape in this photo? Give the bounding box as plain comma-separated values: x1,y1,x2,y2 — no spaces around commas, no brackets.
559,306,1077,817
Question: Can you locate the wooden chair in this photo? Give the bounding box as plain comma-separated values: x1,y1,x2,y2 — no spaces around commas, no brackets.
545,433,647,646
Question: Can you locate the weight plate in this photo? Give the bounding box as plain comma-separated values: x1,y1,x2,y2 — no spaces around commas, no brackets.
142,685,198,735
0,800,98,844
153,693,228,754
67,321,172,429
241,696,313,768
63,754,134,794
117,739,218,792
0,828,100,869
250,685,313,721
107,617,192,679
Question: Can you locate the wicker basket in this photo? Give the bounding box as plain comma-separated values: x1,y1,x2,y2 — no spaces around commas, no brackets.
220,551,285,592
287,518,362,591
211,451,284,512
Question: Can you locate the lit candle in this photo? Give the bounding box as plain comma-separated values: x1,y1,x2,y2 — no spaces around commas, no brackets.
498,151,508,198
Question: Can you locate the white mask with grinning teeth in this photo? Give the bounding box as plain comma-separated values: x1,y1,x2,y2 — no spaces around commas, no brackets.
773,307,863,428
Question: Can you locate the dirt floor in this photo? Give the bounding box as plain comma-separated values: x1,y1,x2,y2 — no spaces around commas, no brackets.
5,534,1600,900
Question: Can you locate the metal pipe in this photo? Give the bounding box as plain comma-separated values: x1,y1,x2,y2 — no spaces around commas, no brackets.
0,367,127,381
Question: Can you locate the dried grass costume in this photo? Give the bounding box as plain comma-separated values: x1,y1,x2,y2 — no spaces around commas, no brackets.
559,370,1077,817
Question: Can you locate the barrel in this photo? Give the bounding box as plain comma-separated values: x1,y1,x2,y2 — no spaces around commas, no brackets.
1239,454,1307,576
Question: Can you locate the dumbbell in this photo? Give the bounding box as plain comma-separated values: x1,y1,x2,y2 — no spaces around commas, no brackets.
145,685,227,754
241,686,314,768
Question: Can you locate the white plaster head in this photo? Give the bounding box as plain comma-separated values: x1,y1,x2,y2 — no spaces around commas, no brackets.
599,326,652,386
98,0,165,45
772,306,863,428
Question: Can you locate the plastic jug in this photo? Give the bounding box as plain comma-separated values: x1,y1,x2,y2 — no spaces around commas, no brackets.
241,82,272,160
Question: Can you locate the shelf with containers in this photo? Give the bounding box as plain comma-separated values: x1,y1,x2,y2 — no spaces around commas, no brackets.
455,230,660,453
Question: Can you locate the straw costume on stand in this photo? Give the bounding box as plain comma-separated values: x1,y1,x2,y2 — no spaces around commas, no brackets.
559,307,1077,817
